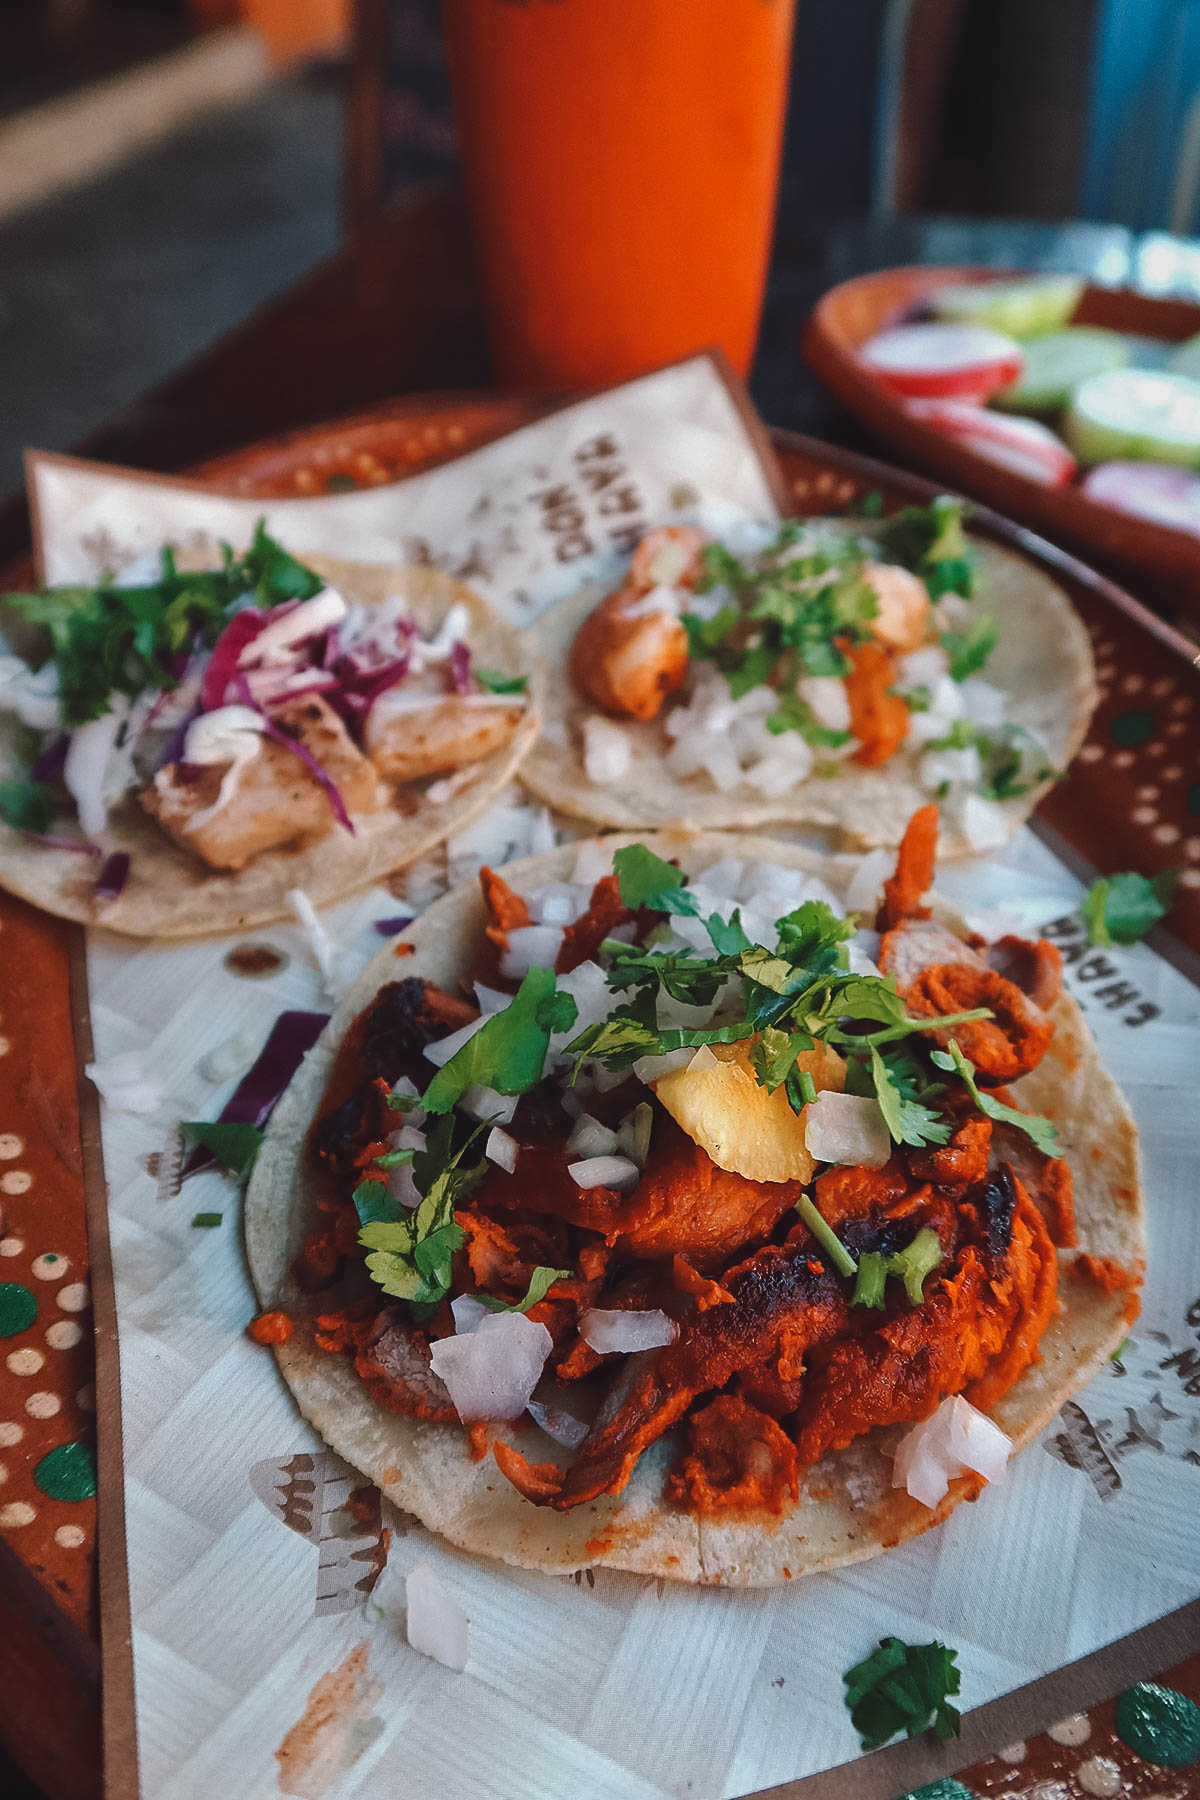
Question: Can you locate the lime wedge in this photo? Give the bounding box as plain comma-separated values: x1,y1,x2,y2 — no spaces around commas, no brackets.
993,327,1128,414
930,275,1084,338
1065,369,1200,468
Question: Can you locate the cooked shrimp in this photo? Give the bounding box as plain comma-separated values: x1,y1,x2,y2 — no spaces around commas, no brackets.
143,694,381,871
863,560,931,653
365,692,524,783
569,591,689,720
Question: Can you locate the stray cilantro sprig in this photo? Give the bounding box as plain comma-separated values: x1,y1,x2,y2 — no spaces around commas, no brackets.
875,495,974,600
924,721,1057,800
930,1040,1061,1157
473,667,528,696
357,1116,485,1312
852,1227,942,1309
1082,870,1176,947
868,1046,950,1149
939,613,998,681
613,843,700,916
4,520,322,726
179,1120,264,1184
795,1194,857,1277
477,1266,572,1313
0,776,55,833
843,1636,962,1751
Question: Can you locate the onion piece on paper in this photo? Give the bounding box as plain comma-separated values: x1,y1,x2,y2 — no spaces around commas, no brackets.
892,1394,1012,1509
405,1562,469,1673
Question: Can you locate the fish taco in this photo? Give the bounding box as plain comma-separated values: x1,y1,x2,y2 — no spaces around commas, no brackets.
0,536,541,936
245,809,1142,1585
519,498,1097,857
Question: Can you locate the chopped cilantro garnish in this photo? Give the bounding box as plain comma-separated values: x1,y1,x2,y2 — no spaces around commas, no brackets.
352,1177,402,1226
421,967,578,1116
179,1120,264,1183
1082,870,1176,947
477,1265,572,1313
924,721,1057,800
0,776,54,833
852,1227,942,1309
4,520,322,726
612,843,700,915
473,666,528,695
371,1148,416,1170
191,1212,223,1228
940,614,998,681
869,1045,951,1149
764,685,853,748
843,1636,962,1751
358,1116,484,1309
931,1040,1061,1156
795,1194,857,1278
875,496,973,600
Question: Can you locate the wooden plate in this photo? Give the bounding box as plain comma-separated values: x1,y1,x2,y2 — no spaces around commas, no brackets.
804,264,1200,622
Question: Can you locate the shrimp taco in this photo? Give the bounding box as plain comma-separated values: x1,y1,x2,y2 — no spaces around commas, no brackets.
0,534,540,936
245,808,1143,1585
520,498,1098,858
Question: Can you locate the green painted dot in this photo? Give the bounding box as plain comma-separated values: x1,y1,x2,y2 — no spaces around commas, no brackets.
1187,783,1200,820
33,1442,96,1503
0,1282,37,1337
1111,709,1155,747
901,1782,976,1800
1115,1681,1200,1768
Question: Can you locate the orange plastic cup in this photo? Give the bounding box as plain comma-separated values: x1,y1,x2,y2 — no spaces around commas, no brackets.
442,0,797,388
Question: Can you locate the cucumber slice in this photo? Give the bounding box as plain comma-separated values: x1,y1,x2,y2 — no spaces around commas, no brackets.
1064,368,1200,469
992,327,1128,414
930,275,1084,338
1170,331,1200,381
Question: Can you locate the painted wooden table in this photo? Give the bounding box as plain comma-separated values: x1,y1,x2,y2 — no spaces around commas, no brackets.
2,185,1199,1800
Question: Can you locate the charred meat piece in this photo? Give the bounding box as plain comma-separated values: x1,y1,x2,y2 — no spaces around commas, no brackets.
143,695,381,870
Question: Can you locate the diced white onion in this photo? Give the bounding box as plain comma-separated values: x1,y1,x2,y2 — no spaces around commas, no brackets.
694,857,743,898
633,1048,692,1084
389,1076,426,1127
197,1029,259,1083
961,792,1012,851
686,1043,719,1071
500,924,565,981
423,1011,492,1068
0,653,61,730
484,1127,518,1172
405,1562,469,1672
895,645,950,690
567,1154,640,1191
527,807,557,854
582,714,633,784
797,674,852,732
580,1308,678,1354
428,1311,552,1420
65,704,131,837
804,1091,891,1168
286,888,339,997
529,881,588,926
892,1394,1012,1509
616,1101,654,1167
85,1050,164,1115
919,746,982,793
527,1397,589,1449
842,848,893,918
567,1113,621,1159
451,1294,491,1334
657,991,718,1031
461,1084,518,1126
570,840,614,887
387,1124,426,1208
961,677,1007,730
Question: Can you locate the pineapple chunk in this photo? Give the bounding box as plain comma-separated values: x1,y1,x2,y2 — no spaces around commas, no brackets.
653,1040,846,1184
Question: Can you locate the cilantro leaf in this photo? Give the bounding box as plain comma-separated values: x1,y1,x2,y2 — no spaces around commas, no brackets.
612,844,700,916
843,1636,962,1751
875,496,973,600
940,614,998,681
422,968,578,1115
359,1116,484,1309
705,909,750,954
473,666,528,695
931,1041,1061,1156
179,1120,264,1183
191,1212,222,1228
1082,870,1177,947
352,1177,403,1226
852,1228,941,1309
870,1046,951,1148
477,1265,572,1313
0,777,54,833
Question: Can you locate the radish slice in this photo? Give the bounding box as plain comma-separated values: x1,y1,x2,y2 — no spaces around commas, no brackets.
859,323,1024,401
1081,460,1200,536
907,400,1076,487
1066,368,1200,468
893,1394,1012,1508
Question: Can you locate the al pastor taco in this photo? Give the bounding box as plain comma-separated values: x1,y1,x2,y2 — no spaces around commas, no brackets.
0,535,540,936
519,499,1097,858
244,808,1142,1585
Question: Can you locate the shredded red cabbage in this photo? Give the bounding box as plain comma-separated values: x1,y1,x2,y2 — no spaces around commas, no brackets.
182,1008,329,1180
450,640,472,694
200,609,267,710
32,734,69,782
372,914,414,936
156,701,201,771
94,850,131,902
234,673,355,835
21,832,101,855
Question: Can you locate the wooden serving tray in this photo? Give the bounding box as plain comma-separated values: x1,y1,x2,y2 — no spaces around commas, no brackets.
804,263,1200,624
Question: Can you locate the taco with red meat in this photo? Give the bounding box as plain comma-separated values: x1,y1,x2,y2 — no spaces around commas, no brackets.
244,807,1142,1585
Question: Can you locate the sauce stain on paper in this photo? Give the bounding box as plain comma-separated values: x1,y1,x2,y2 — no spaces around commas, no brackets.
275,1641,383,1799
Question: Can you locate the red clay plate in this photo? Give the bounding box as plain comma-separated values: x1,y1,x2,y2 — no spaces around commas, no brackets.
804,263,1200,624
